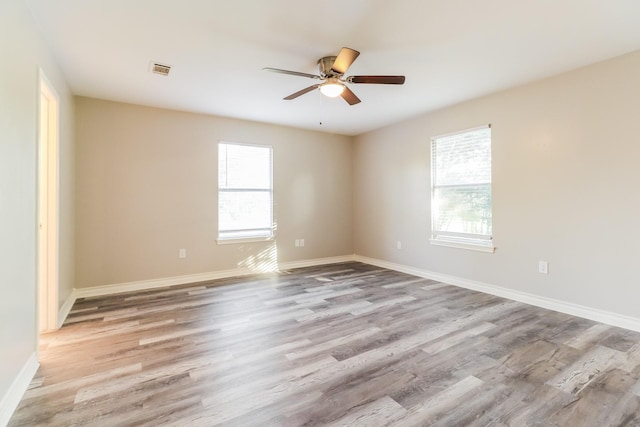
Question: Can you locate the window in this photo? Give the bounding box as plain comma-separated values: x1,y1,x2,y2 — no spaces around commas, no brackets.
218,142,273,242
430,125,494,252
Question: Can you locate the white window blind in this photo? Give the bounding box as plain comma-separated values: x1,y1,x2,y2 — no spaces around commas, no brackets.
431,125,492,249
218,142,273,241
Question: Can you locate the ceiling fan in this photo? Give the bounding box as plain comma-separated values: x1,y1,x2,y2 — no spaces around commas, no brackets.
263,47,405,105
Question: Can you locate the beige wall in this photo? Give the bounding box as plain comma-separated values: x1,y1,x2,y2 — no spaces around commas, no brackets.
74,98,353,288
1,0,75,409
353,50,640,318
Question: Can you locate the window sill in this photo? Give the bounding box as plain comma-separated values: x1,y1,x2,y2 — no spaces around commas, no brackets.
429,238,495,253
217,236,274,245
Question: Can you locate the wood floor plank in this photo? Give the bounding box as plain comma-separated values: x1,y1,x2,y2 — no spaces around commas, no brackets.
325,395,407,427
401,375,485,426
9,262,640,426
546,345,625,394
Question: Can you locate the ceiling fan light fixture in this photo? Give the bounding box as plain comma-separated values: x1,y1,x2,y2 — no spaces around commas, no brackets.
264,47,404,105
319,79,345,98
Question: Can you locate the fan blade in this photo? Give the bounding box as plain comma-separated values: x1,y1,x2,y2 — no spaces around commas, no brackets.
348,75,406,84
340,86,361,105
262,67,321,80
330,47,360,74
284,84,320,100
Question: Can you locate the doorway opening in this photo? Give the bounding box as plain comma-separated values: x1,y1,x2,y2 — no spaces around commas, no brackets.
38,70,59,332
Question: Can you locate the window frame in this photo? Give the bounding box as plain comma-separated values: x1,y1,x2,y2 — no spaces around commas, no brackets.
429,125,495,253
216,141,274,245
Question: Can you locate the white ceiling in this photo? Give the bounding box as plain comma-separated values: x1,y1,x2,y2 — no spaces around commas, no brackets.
27,0,640,136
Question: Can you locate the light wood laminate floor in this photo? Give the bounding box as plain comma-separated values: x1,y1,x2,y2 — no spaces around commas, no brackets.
9,262,640,426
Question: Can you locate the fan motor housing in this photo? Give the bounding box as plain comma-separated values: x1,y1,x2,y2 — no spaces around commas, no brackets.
318,56,339,77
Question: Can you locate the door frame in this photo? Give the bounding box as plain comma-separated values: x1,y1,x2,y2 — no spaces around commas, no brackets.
37,68,60,332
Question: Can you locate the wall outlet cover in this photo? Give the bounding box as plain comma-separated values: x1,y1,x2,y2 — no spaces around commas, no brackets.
538,261,548,274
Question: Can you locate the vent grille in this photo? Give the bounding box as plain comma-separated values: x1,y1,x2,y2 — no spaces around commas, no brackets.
151,62,171,76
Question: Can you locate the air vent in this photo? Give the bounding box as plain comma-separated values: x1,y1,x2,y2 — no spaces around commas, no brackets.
151,62,171,76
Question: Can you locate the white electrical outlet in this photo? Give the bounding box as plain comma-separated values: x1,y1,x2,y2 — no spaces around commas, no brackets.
299,239,305,247
538,261,548,274
397,241,402,250
179,248,187,259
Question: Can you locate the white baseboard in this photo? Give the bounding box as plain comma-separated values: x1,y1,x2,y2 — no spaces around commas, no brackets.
0,353,39,427
75,268,258,299
278,255,356,271
62,253,640,334
74,255,357,300
354,255,640,333
57,289,77,328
